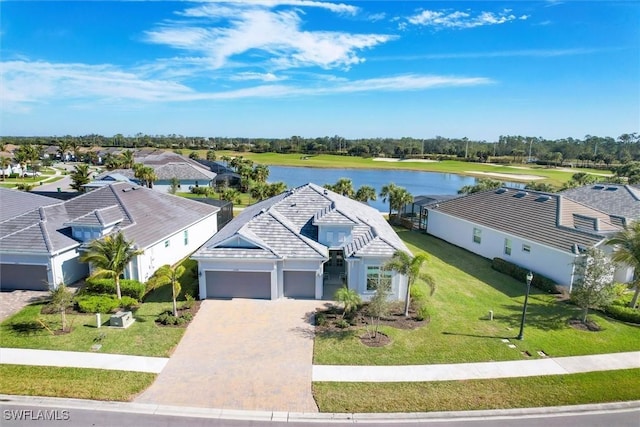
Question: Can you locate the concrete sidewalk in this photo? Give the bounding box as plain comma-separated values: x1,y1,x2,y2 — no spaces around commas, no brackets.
0,348,168,373
312,351,640,382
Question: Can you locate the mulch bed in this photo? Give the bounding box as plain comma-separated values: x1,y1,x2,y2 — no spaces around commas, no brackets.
568,318,602,332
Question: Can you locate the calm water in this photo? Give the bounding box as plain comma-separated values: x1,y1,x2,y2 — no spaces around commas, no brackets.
268,166,478,212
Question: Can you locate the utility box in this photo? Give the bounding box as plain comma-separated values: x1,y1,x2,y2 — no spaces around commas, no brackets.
109,311,134,328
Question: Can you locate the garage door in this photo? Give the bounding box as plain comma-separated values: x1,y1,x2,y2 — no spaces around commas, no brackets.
0,264,49,290
283,271,316,299
205,271,271,299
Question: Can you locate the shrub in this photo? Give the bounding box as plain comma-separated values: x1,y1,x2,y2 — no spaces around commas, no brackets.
410,283,430,305
604,303,640,324
182,293,195,310
156,310,193,326
415,303,430,321
76,295,120,313
119,296,139,310
85,278,145,300
190,186,211,195
316,312,327,327
335,319,350,329
491,258,560,294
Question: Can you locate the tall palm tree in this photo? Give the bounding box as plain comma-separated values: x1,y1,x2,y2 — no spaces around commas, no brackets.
252,164,270,183
79,232,143,300
606,221,640,308
69,163,91,192
332,178,355,198
120,150,135,169
390,187,414,224
149,264,185,317
384,250,435,317
380,182,398,217
354,185,377,203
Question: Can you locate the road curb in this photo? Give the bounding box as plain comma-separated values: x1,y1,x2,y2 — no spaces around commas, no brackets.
1,394,638,423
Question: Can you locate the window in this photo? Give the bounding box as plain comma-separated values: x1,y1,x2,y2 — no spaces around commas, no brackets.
522,244,531,253
164,240,170,248
184,230,189,246
473,228,482,244
326,231,334,242
504,238,512,256
366,266,392,292
338,232,346,243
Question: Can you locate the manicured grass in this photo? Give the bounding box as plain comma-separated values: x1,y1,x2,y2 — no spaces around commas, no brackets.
215,151,608,187
313,369,640,413
314,231,640,365
0,365,155,401
0,260,199,357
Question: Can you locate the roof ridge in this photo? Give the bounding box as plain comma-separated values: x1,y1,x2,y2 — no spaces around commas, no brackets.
268,209,327,257
107,183,136,227
39,221,54,253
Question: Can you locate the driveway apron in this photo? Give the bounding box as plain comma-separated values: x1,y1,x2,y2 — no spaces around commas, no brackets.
136,299,322,412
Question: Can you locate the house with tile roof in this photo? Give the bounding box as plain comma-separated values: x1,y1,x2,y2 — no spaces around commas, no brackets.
560,184,640,221
134,151,216,193
425,188,632,290
0,183,219,291
192,183,410,300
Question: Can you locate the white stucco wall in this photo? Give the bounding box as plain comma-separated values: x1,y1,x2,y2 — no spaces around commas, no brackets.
348,256,406,301
134,213,218,282
427,210,578,289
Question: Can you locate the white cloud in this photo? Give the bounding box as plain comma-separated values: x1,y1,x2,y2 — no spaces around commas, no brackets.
147,1,392,71
407,8,528,29
1,60,492,109
370,48,604,62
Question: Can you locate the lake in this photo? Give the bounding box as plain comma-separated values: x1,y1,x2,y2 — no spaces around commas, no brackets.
267,166,478,212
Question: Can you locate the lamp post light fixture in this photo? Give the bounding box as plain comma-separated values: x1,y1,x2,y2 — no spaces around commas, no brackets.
517,271,534,340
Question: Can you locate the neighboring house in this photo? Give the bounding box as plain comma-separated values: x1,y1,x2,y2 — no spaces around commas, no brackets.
560,184,640,222
426,188,631,290
135,151,216,192
85,172,140,190
192,183,410,301
0,183,219,291
196,159,241,188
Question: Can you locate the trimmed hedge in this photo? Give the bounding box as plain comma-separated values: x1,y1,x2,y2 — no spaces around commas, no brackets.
604,303,640,324
85,278,145,300
491,258,560,294
76,295,120,313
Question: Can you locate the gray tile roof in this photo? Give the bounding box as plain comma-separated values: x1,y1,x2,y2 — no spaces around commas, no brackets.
0,183,218,255
193,183,410,261
153,162,216,181
430,188,621,254
0,188,59,222
560,184,640,220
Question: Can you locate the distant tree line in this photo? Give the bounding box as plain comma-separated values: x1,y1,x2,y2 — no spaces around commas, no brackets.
2,132,639,167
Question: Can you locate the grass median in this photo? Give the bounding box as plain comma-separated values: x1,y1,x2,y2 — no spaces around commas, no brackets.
0,365,155,401
313,369,640,413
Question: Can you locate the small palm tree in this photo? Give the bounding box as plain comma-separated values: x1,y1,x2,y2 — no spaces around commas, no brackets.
80,232,143,300
334,287,361,319
354,185,377,203
380,182,398,217
149,264,185,317
384,250,436,317
606,221,640,308
69,163,91,192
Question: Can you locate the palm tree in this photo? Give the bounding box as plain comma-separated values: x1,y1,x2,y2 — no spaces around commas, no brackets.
458,178,502,195
331,178,355,198
390,187,413,224
149,264,185,317
0,156,11,181
267,182,287,197
69,163,91,192
80,232,143,300
380,182,398,217
384,250,435,317
606,222,640,308
120,150,135,169
354,185,377,203
252,164,270,183
135,165,157,188
249,182,269,202
334,287,361,319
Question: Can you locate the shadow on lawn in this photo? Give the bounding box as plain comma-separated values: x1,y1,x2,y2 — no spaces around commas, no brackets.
7,321,44,336
397,230,539,298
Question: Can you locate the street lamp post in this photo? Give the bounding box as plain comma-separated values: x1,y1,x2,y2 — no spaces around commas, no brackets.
517,271,534,340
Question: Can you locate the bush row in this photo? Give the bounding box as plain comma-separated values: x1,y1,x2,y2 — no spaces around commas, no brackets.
85,278,145,300
75,295,138,313
491,258,560,294
604,302,640,324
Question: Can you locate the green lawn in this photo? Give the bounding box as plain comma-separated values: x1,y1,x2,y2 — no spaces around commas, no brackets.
211,151,608,187
314,231,640,366
0,365,155,401
0,261,199,357
313,369,640,413
177,190,254,207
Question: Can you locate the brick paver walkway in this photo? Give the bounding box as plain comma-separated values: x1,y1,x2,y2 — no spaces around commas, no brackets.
136,299,322,412
0,290,49,322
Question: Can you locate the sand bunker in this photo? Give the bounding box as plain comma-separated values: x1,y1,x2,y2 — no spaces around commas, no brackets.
372,158,438,163
467,171,545,181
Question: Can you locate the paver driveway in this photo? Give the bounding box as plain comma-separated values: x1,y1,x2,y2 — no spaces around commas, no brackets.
0,290,49,322
136,298,324,412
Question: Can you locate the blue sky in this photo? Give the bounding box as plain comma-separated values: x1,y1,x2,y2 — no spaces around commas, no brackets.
1,0,638,141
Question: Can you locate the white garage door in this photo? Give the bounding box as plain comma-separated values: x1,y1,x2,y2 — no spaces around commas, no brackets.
0,264,49,290
283,271,316,299
205,271,271,299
